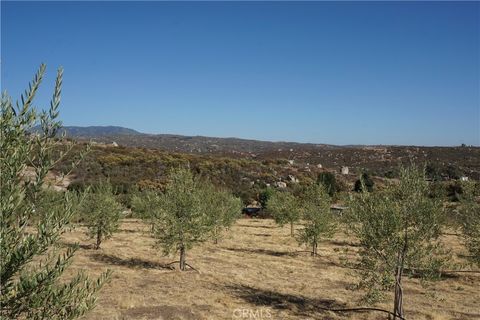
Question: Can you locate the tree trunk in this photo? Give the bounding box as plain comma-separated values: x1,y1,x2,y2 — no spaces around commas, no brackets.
95,229,102,250
393,265,404,319
311,240,318,256
179,245,186,271
393,226,408,320
290,221,294,237
214,226,218,244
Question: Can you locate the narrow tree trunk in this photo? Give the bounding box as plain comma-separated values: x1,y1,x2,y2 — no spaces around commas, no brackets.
393,226,408,320
179,245,186,271
311,240,318,256
290,221,294,237
95,229,102,250
393,265,404,319
214,226,218,244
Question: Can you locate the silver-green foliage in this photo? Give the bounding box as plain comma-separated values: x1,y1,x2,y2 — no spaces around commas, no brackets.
204,185,243,243
149,168,238,270
297,184,336,256
82,182,123,249
347,166,448,318
457,181,480,266
0,64,109,319
267,190,301,236
131,189,160,220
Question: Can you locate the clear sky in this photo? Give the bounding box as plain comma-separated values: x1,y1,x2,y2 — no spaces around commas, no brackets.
2,1,479,146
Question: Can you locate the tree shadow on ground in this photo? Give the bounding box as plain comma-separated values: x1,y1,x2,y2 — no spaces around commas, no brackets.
402,268,462,279
224,247,299,257
60,241,93,250
235,224,277,229
89,253,174,270
224,283,347,319
328,239,361,247
117,228,140,233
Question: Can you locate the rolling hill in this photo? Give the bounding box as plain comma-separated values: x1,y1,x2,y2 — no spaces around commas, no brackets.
58,125,480,180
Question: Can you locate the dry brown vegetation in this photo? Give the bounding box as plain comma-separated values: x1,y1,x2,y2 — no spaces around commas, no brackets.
63,219,479,320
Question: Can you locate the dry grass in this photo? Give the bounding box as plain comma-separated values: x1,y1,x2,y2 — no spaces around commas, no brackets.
61,219,480,320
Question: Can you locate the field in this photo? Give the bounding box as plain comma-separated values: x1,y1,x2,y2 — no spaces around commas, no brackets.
61,218,480,320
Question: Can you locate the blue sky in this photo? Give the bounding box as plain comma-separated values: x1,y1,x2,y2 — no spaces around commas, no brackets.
2,1,479,146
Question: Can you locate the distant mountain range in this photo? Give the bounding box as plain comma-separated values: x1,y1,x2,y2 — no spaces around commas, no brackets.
47,125,480,180
59,126,142,137
55,125,340,154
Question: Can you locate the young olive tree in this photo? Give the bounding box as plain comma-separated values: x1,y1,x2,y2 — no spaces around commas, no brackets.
347,166,448,319
457,181,480,266
267,190,301,237
150,168,216,271
298,184,336,256
205,185,243,244
131,190,157,220
0,64,109,319
82,182,123,249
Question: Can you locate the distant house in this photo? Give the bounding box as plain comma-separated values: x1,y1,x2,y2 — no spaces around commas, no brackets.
288,160,294,165
341,166,349,175
460,176,469,182
111,141,119,147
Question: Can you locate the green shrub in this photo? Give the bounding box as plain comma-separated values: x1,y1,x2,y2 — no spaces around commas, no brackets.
354,172,374,192
317,172,337,196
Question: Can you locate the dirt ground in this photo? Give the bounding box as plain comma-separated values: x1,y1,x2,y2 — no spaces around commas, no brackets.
62,218,479,320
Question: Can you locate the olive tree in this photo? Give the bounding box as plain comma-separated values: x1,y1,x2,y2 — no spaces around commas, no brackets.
298,184,336,256
131,189,159,220
150,168,217,271
267,190,301,236
346,166,448,319
457,181,480,266
0,64,109,319
205,185,243,244
82,182,123,249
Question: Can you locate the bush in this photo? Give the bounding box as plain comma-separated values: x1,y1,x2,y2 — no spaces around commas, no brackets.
446,182,464,202
259,187,275,209
354,172,374,192
317,172,337,197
